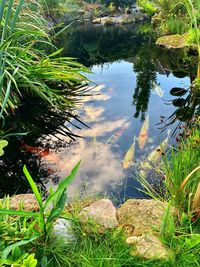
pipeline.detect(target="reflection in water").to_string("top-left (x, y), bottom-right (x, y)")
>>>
top-left (0, 22), bottom-right (197, 202)
top-left (81, 118), bottom-right (129, 138)
top-left (161, 84), bottom-right (200, 132)
top-left (43, 138), bottom-right (124, 198)
top-left (84, 105), bottom-right (105, 122)
top-left (132, 43), bottom-right (157, 120)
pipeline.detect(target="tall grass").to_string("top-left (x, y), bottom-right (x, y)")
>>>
top-left (0, 0), bottom-right (88, 128)
top-left (184, 0), bottom-right (200, 79)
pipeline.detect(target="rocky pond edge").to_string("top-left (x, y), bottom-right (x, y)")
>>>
top-left (1, 194), bottom-right (176, 260)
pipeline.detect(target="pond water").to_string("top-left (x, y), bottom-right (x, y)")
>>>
top-left (0, 22), bottom-right (194, 203)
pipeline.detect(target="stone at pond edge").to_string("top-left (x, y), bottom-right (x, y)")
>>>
top-left (156, 34), bottom-right (188, 50)
top-left (0, 194), bottom-right (39, 211)
top-left (52, 218), bottom-right (76, 243)
top-left (126, 234), bottom-right (168, 259)
top-left (79, 199), bottom-right (118, 233)
top-left (117, 199), bottom-right (168, 236)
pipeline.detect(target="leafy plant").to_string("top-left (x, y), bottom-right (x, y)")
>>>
top-left (0, 247), bottom-right (37, 267)
top-left (0, 160), bottom-right (81, 261)
top-left (0, 0), bottom-right (89, 126)
top-left (137, 0), bottom-right (157, 16)
top-left (0, 140), bottom-right (8, 156)
top-left (23, 160), bottom-right (80, 238)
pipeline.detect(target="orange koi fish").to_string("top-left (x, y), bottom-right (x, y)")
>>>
top-left (21, 143), bottom-right (50, 158)
top-left (138, 115), bottom-right (149, 150)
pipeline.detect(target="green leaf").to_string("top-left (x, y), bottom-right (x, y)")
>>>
top-left (23, 165), bottom-right (43, 210)
top-left (44, 161), bottom-right (81, 209)
top-left (2, 235), bottom-right (39, 259)
top-left (46, 190), bottom-right (67, 226)
top-left (0, 209), bottom-right (38, 217)
top-left (0, 139), bottom-right (8, 156)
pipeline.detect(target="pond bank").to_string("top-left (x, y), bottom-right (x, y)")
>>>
top-left (0, 195), bottom-right (171, 259)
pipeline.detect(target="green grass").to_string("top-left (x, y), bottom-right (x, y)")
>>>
top-left (162, 126), bottom-right (200, 214)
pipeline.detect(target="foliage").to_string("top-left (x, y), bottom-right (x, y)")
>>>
top-left (0, 247), bottom-right (37, 267)
top-left (161, 16), bottom-right (189, 35)
top-left (0, 160), bottom-right (80, 264)
top-left (0, 140), bottom-right (8, 157)
top-left (105, 0), bottom-right (134, 9)
top-left (162, 127), bottom-right (200, 215)
top-left (0, 1), bottom-right (88, 129)
top-left (137, 0), bottom-right (157, 15)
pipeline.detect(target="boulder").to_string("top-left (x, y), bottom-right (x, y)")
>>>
top-left (0, 194), bottom-right (39, 211)
top-left (151, 12), bottom-right (163, 26)
top-left (79, 199), bottom-right (118, 233)
top-left (52, 218), bottom-right (76, 243)
top-left (117, 199), bottom-right (168, 236)
top-left (156, 34), bottom-right (188, 50)
top-left (127, 234), bottom-right (168, 259)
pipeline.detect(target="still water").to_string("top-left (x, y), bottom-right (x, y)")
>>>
top-left (0, 22), bottom-right (193, 202)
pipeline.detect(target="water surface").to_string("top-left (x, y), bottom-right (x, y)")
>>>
top-left (0, 22), bottom-right (193, 202)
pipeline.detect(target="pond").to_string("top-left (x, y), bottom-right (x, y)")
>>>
top-left (0, 22), bottom-right (194, 203)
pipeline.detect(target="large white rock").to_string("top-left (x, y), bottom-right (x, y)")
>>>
top-left (79, 199), bottom-right (118, 233)
top-left (52, 218), bottom-right (76, 243)
top-left (127, 234), bottom-right (168, 259)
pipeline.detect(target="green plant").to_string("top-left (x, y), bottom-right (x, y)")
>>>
top-left (137, 0), bottom-right (157, 16)
top-left (0, 247), bottom-right (37, 267)
top-left (0, 0), bottom-right (89, 125)
top-left (23, 161), bottom-right (80, 238)
top-left (184, 0), bottom-right (200, 79)
top-left (163, 129), bottom-right (200, 215)
top-left (0, 140), bottom-right (8, 156)
top-left (0, 160), bottom-right (80, 262)
top-left (161, 16), bottom-right (189, 34)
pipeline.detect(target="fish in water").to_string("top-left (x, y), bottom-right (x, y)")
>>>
top-left (139, 130), bottom-right (171, 177)
top-left (147, 130), bottom-right (170, 163)
top-left (122, 136), bottom-right (136, 169)
top-left (138, 115), bottom-right (149, 150)
top-left (152, 82), bottom-right (164, 98)
top-left (21, 143), bottom-right (49, 158)
top-left (107, 124), bottom-right (129, 144)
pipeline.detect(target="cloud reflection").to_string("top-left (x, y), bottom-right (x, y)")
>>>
top-left (84, 105), bottom-right (105, 122)
top-left (81, 118), bottom-right (128, 137)
top-left (43, 83), bottom-right (130, 198)
top-left (43, 138), bottom-right (124, 198)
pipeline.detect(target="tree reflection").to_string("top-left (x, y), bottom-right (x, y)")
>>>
top-left (132, 44), bottom-right (157, 120)
top-left (0, 97), bottom-right (85, 198)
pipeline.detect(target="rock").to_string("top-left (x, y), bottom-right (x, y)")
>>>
top-left (93, 15), bottom-right (137, 25)
top-left (151, 12), bottom-right (163, 26)
top-left (127, 234), bottom-right (168, 259)
top-left (52, 218), bottom-right (76, 243)
top-left (118, 15), bottom-right (135, 25)
top-left (0, 194), bottom-right (39, 211)
top-left (156, 34), bottom-right (188, 50)
top-left (117, 199), bottom-right (168, 236)
top-left (79, 199), bottom-right (118, 233)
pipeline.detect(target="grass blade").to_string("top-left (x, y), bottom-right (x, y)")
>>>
top-left (23, 165), bottom-right (43, 210)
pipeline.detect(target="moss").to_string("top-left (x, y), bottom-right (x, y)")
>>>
top-left (156, 34), bottom-right (188, 49)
